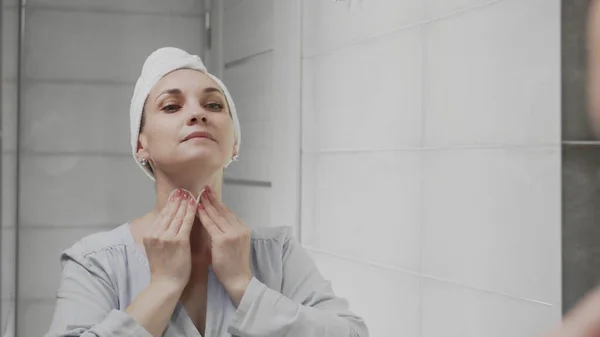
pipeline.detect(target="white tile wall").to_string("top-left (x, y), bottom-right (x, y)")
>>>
top-left (302, 151), bottom-right (421, 272)
top-left (422, 148), bottom-right (561, 305)
top-left (301, 0), bottom-right (561, 335)
top-left (225, 147), bottom-right (271, 182)
top-left (308, 250), bottom-right (420, 337)
top-left (19, 155), bottom-right (155, 228)
top-left (426, 0), bottom-right (497, 18)
top-left (302, 27), bottom-right (423, 152)
top-left (2, 81), bottom-right (17, 153)
top-left (423, 0), bottom-right (560, 147)
top-left (223, 0), bottom-right (274, 64)
top-left (3, 0), bottom-right (17, 8)
top-left (222, 183), bottom-right (271, 227)
top-left (21, 82), bottom-right (132, 154)
top-left (26, 0), bottom-right (204, 15)
top-left (18, 299), bottom-right (55, 337)
top-left (1, 153), bottom-right (16, 229)
top-left (422, 278), bottom-right (560, 337)
top-left (302, 0), bottom-right (425, 57)
top-left (24, 9), bottom-right (203, 82)
top-left (18, 227), bottom-right (113, 300)
top-left (1, 300), bottom-right (15, 336)
top-left (2, 8), bottom-right (18, 81)
top-left (1, 228), bottom-right (15, 300)
top-left (222, 52), bottom-right (273, 123)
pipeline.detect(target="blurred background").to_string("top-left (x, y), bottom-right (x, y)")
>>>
top-left (0, 0), bottom-right (567, 336)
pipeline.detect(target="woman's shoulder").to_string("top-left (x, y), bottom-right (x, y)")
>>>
top-left (249, 224), bottom-right (295, 243)
top-left (62, 223), bottom-right (133, 262)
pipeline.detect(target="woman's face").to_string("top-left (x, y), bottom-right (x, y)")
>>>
top-left (137, 69), bottom-right (236, 176)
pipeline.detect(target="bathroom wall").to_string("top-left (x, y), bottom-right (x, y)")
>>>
top-left (2, 0), bottom-right (18, 334)
top-left (1, 1), bottom-right (205, 335)
top-left (300, 0), bottom-right (561, 336)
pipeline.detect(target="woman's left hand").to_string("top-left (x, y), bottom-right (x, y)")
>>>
top-left (197, 186), bottom-right (253, 306)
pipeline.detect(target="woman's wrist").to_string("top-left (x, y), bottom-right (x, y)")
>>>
top-left (226, 276), bottom-right (252, 307)
top-left (149, 278), bottom-right (186, 298)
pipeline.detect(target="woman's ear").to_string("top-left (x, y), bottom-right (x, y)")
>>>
top-left (136, 138), bottom-right (150, 159)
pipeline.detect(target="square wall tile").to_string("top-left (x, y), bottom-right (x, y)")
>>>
top-left (224, 0), bottom-right (242, 10)
top-left (224, 147), bottom-right (271, 183)
top-left (2, 153), bottom-right (16, 229)
top-left (21, 82), bottom-right (131, 154)
top-left (18, 227), bottom-right (112, 300)
top-left (302, 27), bottom-right (422, 152)
top-left (562, 146), bottom-right (600, 311)
top-left (2, 8), bottom-right (18, 81)
top-left (18, 299), bottom-right (56, 337)
top-left (239, 120), bottom-right (272, 151)
top-left (302, 0), bottom-right (424, 57)
top-left (26, 0), bottom-right (204, 15)
top-left (24, 9), bottom-right (203, 82)
top-left (222, 51), bottom-right (273, 123)
top-left (223, 0), bottom-right (274, 64)
top-left (222, 183), bottom-right (271, 228)
top-left (19, 155), bottom-right (155, 227)
top-left (422, 148), bottom-right (561, 304)
top-left (2, 81), bottom-right (17, 153)
top-left (422, 278), bottom-right (560, 337)
top-left (308, 250), bottom-right (420, 337)
top-left (1, 228), bottom-right (15, 301)
top-left (3, 0), bottom-right (17, 7)
top-left (424, 0), bottom-right (560, 146)
top-left (1, 300), bottom-right (15, 336)
top-left (301, 151), bottom-right (421, 272)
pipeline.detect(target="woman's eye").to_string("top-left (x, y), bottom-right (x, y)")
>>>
top-left (206, 102), bottom-right (223, 111)
top-left (162, 104), bottom-right (181, 112)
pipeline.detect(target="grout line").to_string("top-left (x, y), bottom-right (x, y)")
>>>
top-left (223, 177), bottom-right (271, 188)
top-left (302, 0), bottom-right (507, 60)
top-left (303, 245), bottom-right (554, 307)
top-left (23, 4), bottom-right (204, 18)
top-left (224, 49), bottom-right (273, 69)
top-left (418, 3), bottom-right (427, 333)
top-left (20, 78), bottom-right (136, 86)
top-left (13, 224), bottom-right (117, 230)
top-left (302, 143), bottom-right (561, 154)
top-left (13, 1), bottom-right (25, 335)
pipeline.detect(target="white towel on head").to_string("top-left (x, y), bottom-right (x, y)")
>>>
top-left (129, 47), bottom-right (241, 181)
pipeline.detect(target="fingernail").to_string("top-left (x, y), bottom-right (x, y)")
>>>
top-left (168, 189), bottom-right (178, 201)
top-left (188, 196), bottom-right (195, 205)
top-left (197, 203), bottom-right (204, 210)
top-left (182, 192), bottom-right (188, 200)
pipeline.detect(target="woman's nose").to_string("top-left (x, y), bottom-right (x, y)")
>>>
top-left (187, 109), bottom-right (208, 125)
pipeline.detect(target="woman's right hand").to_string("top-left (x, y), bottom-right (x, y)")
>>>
top-left (143, 189), bottom-right (197, 292)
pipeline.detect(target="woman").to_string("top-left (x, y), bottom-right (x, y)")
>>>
top-left (44, 47), bottom-right (368, 337)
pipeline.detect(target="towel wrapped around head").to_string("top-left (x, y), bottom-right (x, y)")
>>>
top-left (129, 47), bottom-right (241, 181)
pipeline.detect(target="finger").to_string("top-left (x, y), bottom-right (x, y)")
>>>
top-left (167, 191), bottom-right (189, 235)
top-left (176, 194), bottom-right (197, 238)
top-left (219, 202), bottom-right (244, 229)
top-left (205, 187), bottom-right (238, 226)
top-left (197, 202), bottom-right (223, 237)
top-left (156, 189), bottom-right (182, 234)
top-left (201, 192), bottom-right (231, 231)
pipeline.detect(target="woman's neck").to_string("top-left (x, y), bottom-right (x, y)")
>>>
top-left (152, 169), bottom-right (224, 213)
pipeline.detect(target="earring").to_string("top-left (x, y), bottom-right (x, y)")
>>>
top-left (232, 154), bottom-right (239, 162)
top-left (138, 157), bottom-right (148, 166)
